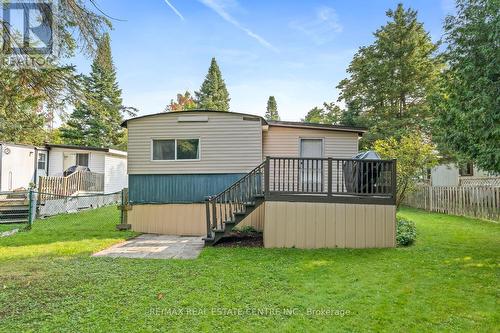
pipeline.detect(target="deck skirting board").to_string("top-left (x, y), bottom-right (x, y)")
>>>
top-left (263, 201), bottom-right (396, 249)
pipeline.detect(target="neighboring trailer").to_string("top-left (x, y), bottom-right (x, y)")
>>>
top-left (0, 142), bottom-right (127, 194)
top-left (0, 142), bottom-right (47, 192)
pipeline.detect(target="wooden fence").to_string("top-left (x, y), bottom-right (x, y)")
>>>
top-left (404, 185), bottom-right (499, 222)
top-left (38, 171), bottom-right (104, 197)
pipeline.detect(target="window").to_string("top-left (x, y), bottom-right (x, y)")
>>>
top-left (37, 152), bottom-right (47, 170)
top-left (152, 139), bottom-right (199, 161)
top-left (153, 140), bottom-right (175, 160)
top-left (300, 139), bottom-right (323, 157)
top-left (76, 153), bottom-right (89, 167)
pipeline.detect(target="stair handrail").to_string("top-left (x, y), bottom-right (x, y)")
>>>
top-left (206, 160), bottom-right (267, 238)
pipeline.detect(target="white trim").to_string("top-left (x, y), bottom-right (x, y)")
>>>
top-left (150, 138), bottom-right (201, 162)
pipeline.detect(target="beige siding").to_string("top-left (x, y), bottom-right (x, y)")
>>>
top-left (263, 201), bottom-right (396, 249)
top-left (263, 126), bottom-right (360, 192)
top-left (263, 126), bottom-right (359, 158)
top-left (128, 203), bottom-right (264, 236)
top-left (127, 112), bottom-right (263, 174)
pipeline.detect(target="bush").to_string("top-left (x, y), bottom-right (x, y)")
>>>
top-left (396, 216), bottom-right (417, 246)
top-left (235, 225), bottom-right (258, 233)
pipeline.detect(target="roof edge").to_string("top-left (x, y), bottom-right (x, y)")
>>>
top-left (46, 144), bottom-right (127, 155)
top-left (121, 110), bottom-right (266, 128)
top-left (267, 121), bottom-right (367, 134)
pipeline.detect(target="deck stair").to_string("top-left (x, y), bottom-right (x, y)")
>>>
top-left (0, 192), bottom-right (29, 224)
top-left (204, 157), bottom-right (397, 246)
top-left (204, 162), bottom-right (266, 245)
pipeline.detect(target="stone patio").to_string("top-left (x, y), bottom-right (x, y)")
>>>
top-left (93, 234), bottom-right (204, 259)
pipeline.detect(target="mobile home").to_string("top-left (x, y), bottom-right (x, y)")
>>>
top-left (0, 142), bottom-right (128, 193)
top-left (122, 110), bottom-right (397, 249)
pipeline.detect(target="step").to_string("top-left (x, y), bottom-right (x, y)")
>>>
top-left (234, 211), bottom-right (246, 217)
top-left (0, 218), bottom-right (28, 224)
top-left (224, 221), bottom-right (236, 231)
top-left (253, 194), bottom-right (265, 199)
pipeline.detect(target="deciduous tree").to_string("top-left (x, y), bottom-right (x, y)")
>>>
top-left (166, 91), bottom-right (197, 112)
top-left (374, 133), bottom-right (438, 207)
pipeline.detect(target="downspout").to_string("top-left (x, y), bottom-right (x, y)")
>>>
top-left (46, 147), bottom-right (50, 177)
top-left (33, 148), bottom-right (38, 188)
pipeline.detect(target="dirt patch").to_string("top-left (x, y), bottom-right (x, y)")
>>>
top-left (215, 232), bottom-right (263, 247)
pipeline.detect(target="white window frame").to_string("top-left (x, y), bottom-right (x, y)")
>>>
top-left (151, 138), bottom-right (201, 162)
top-left (37, 151), bottom-right (47, 170)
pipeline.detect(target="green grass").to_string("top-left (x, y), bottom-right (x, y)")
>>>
top-left (0, 207), bottom-right (498, 332)
top-left (0, 223), bottom-right (26, 233)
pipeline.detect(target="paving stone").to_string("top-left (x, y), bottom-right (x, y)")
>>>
top-left (93, 234), bottom-right (204, 259)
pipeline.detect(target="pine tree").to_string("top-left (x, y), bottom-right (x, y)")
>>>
top-left (265, 96), bottom-right (280, 120)
top-left (61, 34), bottom-right (130, 149)
top-left (195, 58), bottom-right (230, 111)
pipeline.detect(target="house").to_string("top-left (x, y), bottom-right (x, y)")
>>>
top-left (122, 110), bottom-right (397, 249)
top-left (430, 162), bottom-right (499, 186)
top-left (0, 142), bottom-right (128, 194)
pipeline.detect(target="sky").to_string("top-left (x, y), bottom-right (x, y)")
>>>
top-left (70, 0), bottom-right (455, 121)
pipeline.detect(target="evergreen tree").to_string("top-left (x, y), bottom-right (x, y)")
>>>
top-left (195, 58), bottom-right (230, 111)
top-left (337, 4), bottom-right (442, 147)
top-left (0, 0), bottom-right (111, 145)
top-left (61, 34), bottom-right (132, 149)
top-left (433, 0), bottom-right (500, 172)
top-left (265, 96), bottom-right (280, 120)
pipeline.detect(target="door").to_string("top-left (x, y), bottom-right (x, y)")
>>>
top-left (37, 151), bottom-right (47, 178)
top-left (299, 139), bottom-right (323, 192)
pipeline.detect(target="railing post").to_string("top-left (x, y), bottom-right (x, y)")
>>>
top-left (327, 157), bottom-right (332, 196)
top-left (27, 188), bottom-right (34, 229)
top-left (264, 156), bottom-right (270, 198)
top-left (391, 159), bottom-right (397, 205)
top-left (205, 196), bottom-right (212, 238)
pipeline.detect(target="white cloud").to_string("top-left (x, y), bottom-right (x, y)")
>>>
top-left (198, 0), bottom-right (278, 52)
top-left (164, 0), bottom-right (185, 20)
top-left (290, 6), bottom-right (343, 45)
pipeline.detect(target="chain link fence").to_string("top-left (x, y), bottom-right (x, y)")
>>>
top-left (1, 190), bottom-right (123, 236)
top-left (31, 191), bottom-right (122, 231)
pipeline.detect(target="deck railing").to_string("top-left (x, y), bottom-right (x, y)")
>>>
top-left (265, 157), bottom-right (396, 204)
top-left (38, 171), bottom-right (104, 198)
top-left (205, 157), bottom-right (397, 239)
top-left (205, 161), bottom-right (265, 235)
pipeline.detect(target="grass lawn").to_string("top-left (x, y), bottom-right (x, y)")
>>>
top-left (0, 223), bottom-right (26, 233)
top-left (0, 206), bottom-right (498, 332)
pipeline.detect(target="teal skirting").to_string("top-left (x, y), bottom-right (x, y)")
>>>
top-left (129, 173), bottom-right (246, 204)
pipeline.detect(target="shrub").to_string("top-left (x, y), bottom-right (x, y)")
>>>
top-left (235, 225), bottom-right (258, 233)
top-left (396, 216), bottom-right (417, 246)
